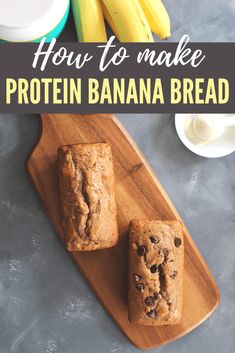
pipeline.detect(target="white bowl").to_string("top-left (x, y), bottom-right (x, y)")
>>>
top-left (175, 114), bottom-right (235, 158)
top-left (0, 0), bottom-right (69, 42)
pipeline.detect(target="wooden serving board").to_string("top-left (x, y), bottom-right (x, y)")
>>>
top-left (28, 114), bottom-right (220, 350)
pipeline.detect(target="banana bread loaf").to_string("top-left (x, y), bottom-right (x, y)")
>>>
top-left (128, 220), bottom-right (184, 325)
top-left (58, 143), bottom-right (118, 251)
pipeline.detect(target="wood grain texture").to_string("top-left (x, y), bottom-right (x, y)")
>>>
top-left (28, 114), bottom-right (220, 350)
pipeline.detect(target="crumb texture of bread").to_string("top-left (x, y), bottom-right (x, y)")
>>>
top-left (58, 143), bottom-right (118, 251)
top-left (128, 220), bottom-right (184, 326)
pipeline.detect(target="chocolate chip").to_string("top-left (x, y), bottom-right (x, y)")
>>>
top-left (150, 264), bottom-right (158, 273)
top-left (149, 236), bottom-right (159, 244)
top-left (147, 310), bottom-right (157, 319)
top-left (144, 296), bottom-right (155, 306)
top-left (163, 248), bottom-right (169, 257)
top-left (137, 245), bottom-right (147, 256)
top-left (134, 274), bottom-right (141, 282)
top-left (174, 238), bottom-right (182, 247)
top-left (136, 283), bottom-right (144, 292)
top-left (170, 271), bottom-right (178, 279)
top-left (154, 292), bottom-right (160, 300)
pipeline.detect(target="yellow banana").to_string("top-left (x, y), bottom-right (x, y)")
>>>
top-left (99, 1), bottom-right (119, 38)
top-left (101, 0), bottom-right (154, 42)
top-left (138, 0), bottom-right (171, 39)
top-left (71, 0), bottom-right (107, 42)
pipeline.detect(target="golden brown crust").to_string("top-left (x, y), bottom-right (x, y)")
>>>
top-left (128, 220), bottom-right (184, 326)
top-left (58, 143), bottom-right (118, 251)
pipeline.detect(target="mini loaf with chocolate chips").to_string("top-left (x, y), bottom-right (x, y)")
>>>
top-left (58, 143), bottom-right (118, 251)
top-left (128, 220), bottom-right (184, 326)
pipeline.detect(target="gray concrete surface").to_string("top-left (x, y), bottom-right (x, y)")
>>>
top-left (1, 2), bottom-right (235, 353)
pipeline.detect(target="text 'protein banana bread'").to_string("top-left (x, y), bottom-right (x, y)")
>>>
top-left (128, 220), bottom-right (184, 325)
top-left (58, 143), bottom-right (118, 251)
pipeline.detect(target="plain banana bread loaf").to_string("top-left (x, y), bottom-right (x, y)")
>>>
top-left (58, 143), bottom-right (118, 251)
top-left (128, 220), bottom-right (184, 325)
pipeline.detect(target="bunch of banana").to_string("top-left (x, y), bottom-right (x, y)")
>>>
top-left (72, 0), bottom-right (171, 43)
top-left (71, 0), bottom-right (107, 42)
